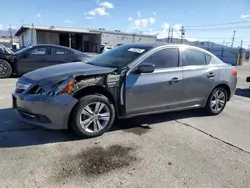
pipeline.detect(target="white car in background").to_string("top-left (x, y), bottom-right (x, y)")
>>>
top-left (103, 46), bottom-right (112, 52)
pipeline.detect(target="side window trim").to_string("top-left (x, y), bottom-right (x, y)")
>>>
top-left (205, 54), bottom-right (212, 64)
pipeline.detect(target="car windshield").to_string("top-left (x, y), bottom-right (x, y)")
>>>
top-left (88, 44), bottom-right (152, 68)
top-left (14, 47), bottom-right (31, 55)
top-left (0, 44), bottom-right (13, 54)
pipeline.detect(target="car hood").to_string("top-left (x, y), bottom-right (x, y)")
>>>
top-left (23, 62), bottom-right (116, 86)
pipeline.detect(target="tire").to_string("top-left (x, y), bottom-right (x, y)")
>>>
top-left (205, 87), bottom-right (228, 115)
top-left (0, 59), bottom-right (12, 78)
top-left (70, 94), bottom-right (115, 138)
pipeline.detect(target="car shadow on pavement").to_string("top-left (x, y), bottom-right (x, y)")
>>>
top-left (0, 108), bottom-right (79, 148)
top-left (0, 107), bottom-right (206, 148)
top-left (235, 88), bottom-right (250, 98)
top-left (111, 109), bottom-right (206, 135)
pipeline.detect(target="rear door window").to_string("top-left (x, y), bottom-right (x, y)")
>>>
top-left (183, 49), bottom-right (207, 66)
top-left (52, 47), bottom-right (73, 55)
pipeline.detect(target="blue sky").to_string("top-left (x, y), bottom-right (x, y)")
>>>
top-left (1, 0), bottom-right (250, 46)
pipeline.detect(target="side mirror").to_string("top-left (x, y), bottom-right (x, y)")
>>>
top-left (136, 63), bottom-right (155, 73)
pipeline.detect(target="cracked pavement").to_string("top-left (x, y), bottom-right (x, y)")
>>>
top-left (0, 64), bottom-right (250, 188)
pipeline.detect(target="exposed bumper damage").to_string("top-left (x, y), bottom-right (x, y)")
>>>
top-left (12, 71), bottom-right (123, 130)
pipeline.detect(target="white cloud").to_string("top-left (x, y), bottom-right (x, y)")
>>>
top-left (85, 16), bottom-right (94, 20)
top-left (143, 22), bottom-right (186, 39)
top-left (36, 13), bottom-right (41, 18)
top-left (149, 17), bottom-right (156, 24)
top-left (132, 18), bottom-right (148, 29)
top-left (85, 1), bottom-right (113, 17)
top-left (0, 25), bottom-right (16, 30)
top-left (99, 1), bottom-right (114, 9)
top-left (162, 22), bottom-right (170, 30)
top-left (128, 17), bottom-right (133, 21)
top-left (173, 24), bottom-right (182, 37)
top-left (64, 19), bottom-right (73, 23)
top-left (186, 37), bottom-right (197, 42)
top-left (86, 7), bottom-right (108, 16)
top-left (143, 22), bottom-right (196, 41)
top-left (241, 14), bottom-right (250, 19)
top-left (137, 11), bottom-right (141, 18)
top-left (0, 25), bottom-right (9, 30)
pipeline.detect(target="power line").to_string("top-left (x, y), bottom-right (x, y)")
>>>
top-left (185, 20), bottom-right (250, 28)
top-left (186, 25), bottom-right (250, 31)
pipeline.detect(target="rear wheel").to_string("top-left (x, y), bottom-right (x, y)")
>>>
top-left (205, 87), bottom-right (228, 115)
top-left (70, 94), bottom-right (115, 138)
top-left (0, 60), bottom-right (12, 78)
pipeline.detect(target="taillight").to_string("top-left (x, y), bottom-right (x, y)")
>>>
top-left (232, 70), bottom-right (237, 76)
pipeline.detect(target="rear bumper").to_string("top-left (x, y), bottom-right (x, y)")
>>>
top-left (12, 93), bottom-right (78, 130)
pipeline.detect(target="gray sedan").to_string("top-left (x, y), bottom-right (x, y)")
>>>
top-left (12, 43), bottom-right (237, 138)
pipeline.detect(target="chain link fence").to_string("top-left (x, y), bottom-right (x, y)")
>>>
top-left (157, 37), bottom-right (246, 66)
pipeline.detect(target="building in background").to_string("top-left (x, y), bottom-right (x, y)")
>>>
top-left (15, 24), bottom-right (157, 53)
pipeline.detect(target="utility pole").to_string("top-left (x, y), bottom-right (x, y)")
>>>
top-left (180, 26), bottom-right (185, 44)
top-left (31, 23), bottom-right (34, 46)
top-left (239, 40), bottom-right (244, 65)
top-left (69, 33), bottom-right (72, 48)
top-left (221, 40), bottom-right (225, 59)
top-left (8, 25), bottom-right (13, 47)
top-left (207, 38), bottom-right (211, 51)
top-left (231, 30), bottom-right (236, 48)
top-left (167, 26), bottom-right (171, 42)
top-left (170, 28), bottom-right (174, 43)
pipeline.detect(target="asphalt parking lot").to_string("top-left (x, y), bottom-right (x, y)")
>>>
top-left (1, 64), bottom-right (250, 188)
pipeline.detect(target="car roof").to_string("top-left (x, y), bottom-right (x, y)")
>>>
top-left (122, 42), bottom-right (203, 49)
top-left (123, 42), bottom-right (214, 56)
top-left (32, 44), bottom-right (83, 53)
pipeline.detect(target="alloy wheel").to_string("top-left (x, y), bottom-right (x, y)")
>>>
top-left (0, 62), bottom-right (11, 77)
top-left (210, 89), bottom-right (226, 113)
top-left (79, 102), bottom-right (111, 133)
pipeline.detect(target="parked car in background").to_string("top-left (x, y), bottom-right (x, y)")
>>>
top-left (247, 76), bottom-right (250, 83)
top-left (12, 43), bottom-right (237, 138)
top-left (0, 44), bottom-right (90, 78)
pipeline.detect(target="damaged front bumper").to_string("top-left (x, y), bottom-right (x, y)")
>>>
top-left (12, 92), bottom-right (78, 130)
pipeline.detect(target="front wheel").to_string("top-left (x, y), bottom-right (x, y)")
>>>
top-left (70, 94), bottom-right (115, 138)
top-left (0, 60), bottom-right (12, 78)
top-left (205, 87), bottom-right (228, 115)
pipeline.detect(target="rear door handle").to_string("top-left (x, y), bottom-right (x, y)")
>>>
top-left (207, 72), bottom-right (215, 78)
top-left (169, 77), bottom-right (180, 84)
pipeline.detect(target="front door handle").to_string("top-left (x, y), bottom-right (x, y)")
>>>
top-left (169, 77), bottom-right (180, 84)
top-left (207, 72), bottom-right (215, 78)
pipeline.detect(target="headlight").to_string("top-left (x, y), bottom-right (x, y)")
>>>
top-left (37, 77), bottom-right (75, 96)
top-left (16, 82), bottom-right (32, 91)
